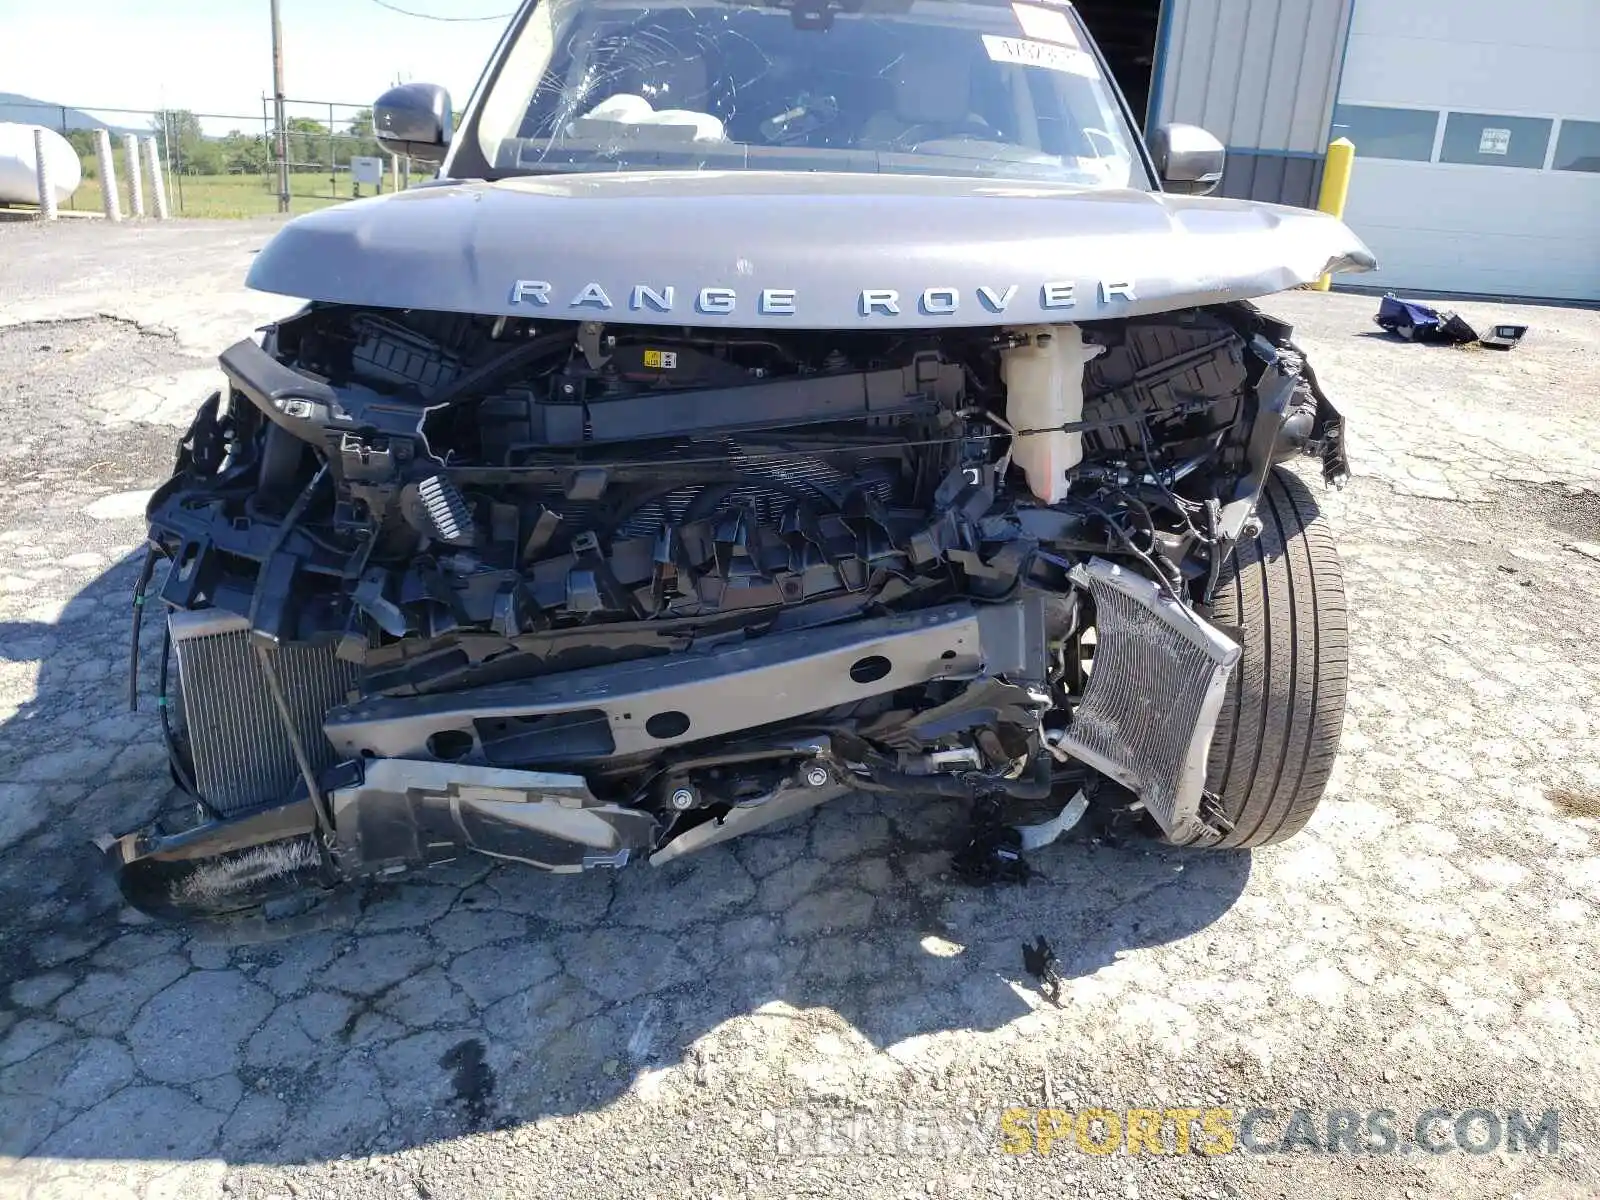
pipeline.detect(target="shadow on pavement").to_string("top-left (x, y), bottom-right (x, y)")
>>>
top-left (0, 553), bottom-right (1252, 1166)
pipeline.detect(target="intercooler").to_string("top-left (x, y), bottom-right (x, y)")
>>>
top-left (169, 610), bottom-right (361, 816)
top-left (1058, 558), bottom-right (1240, 843)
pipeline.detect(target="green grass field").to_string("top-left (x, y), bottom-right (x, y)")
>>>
top-left (61, 171), bottom-right (404, 219)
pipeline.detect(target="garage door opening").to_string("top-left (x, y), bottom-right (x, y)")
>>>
top-left (1074, 0), bottom-right (1164, 130)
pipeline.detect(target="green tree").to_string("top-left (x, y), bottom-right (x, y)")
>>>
top-left (150, 108), bottom-right (203, 149)
top-left (284, 116), bottom-right (331, 173)
top-left (343, 108), bottom-right (383, 163)
top-left (219, 129), bottom-right (270, 175)
top-left (63, 129), bottom-right (100, 177)
top-left (150, 109), bottom-right (225, 176)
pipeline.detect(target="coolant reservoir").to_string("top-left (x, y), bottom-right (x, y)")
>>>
top-left (1001, 324), bottom-right (1092, 504)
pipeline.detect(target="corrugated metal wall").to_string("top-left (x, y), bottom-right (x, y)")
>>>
top-left (1152, 0), bottom-right (1353, 207)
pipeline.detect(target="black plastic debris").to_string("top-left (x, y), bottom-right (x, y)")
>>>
top-left (1479, 323), bottom-right (1529, 351)
top-left (1022, 935), bottom-right (1065, 1007)
top-left (1374, 294), bottom-right (1479, 345)
top-left (952, 791), bottom-right (1043, 886)
top-left (952, 821), bottom-right (1032, 886)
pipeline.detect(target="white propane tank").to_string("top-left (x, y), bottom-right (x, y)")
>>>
top-left (1001, 324), bottom-right (1094, 504)
top-left (0, 124), bottom-right (83, 206)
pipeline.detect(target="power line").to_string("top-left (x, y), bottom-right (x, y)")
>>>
top-left (368, 0), bottom-right (512, 20)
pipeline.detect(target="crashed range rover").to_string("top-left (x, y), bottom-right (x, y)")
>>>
top-left (108, 0), bottom-right (1373, 918)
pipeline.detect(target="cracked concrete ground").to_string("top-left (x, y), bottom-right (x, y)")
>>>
top-left (0, 220), bottom-right (1598, 1200)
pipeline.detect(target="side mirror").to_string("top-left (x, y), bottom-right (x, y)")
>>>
top-left (1149, 124), bottom-right (1226, 196)
top-left (374, 83), bottom-right (452, 163)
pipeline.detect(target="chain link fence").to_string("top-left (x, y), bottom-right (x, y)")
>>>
top-left (1, 96), bottom-right (417, 218)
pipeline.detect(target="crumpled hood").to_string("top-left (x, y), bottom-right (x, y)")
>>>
top-left (247, 171), bottom-right (1375, 329)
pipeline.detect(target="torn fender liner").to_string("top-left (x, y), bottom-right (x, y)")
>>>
top-left (1057, 558), bottom-right (1240, 843)
top-left (102, 798), bottom-right (323, 919)
top-left (327, 758), bottom-right (657, 874)
top-left (324, 602), bottom-right (1015, 763)
top-left (246, 173), bottom-right (1375, 330)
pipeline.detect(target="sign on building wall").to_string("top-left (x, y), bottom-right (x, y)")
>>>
top-left (1477, 128), bottom-right (1511, 156)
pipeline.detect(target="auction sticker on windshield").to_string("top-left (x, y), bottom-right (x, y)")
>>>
top-left (1011, 3), bottom-right (1080, 46)
top-left (982, 35), bottom-right (1099, 78)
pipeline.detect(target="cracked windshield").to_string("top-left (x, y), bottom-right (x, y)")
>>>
top-left (475, 0), bottom-right (1145, 185)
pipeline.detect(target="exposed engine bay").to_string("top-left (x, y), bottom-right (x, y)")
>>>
top-left (113, 300), bottom-right (1347, 918)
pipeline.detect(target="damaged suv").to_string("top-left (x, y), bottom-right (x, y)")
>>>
top-left (109, 0), bottom-right (1373, 918)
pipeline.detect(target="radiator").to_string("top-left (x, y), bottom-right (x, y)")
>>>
top-left (1059, 558), bottom-right (1240, 843)
top-left (169, 610), bottom-right (361, 816)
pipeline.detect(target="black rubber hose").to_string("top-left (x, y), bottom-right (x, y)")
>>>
top-left (423, 331), bottom-right (573, 408)
top-left (246, 462), bottom-right (328, 634)
top-left (847, 772), bottom-right (971, 798)
top-left (849, 762), bottom-right (1053, 801)
top-left (1079, 499), bottom-right (1186, 605)
top-left (127, 547), bottom-right (158, 713)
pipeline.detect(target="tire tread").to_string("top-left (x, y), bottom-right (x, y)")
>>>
top-left (1186, 467), bottom-right (1347, 848)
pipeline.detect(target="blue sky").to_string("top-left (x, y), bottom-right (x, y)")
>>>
top-left (0, 0), bottom-right (512, 132)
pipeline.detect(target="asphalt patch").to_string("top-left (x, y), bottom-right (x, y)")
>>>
top-left (1493, 479), bottom-right (1600, 542)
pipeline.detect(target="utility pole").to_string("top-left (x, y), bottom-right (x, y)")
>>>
top-left (271, 0), bottom-right (290, 213)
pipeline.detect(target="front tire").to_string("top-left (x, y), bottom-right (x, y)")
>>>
top-left (1178, 467), bottom-right (1349, 848)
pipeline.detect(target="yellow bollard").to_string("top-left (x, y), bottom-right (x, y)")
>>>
top-left (1313, 137), bottom-right (1356, 291)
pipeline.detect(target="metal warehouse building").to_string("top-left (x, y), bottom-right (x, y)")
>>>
top-left (1079, 0), bottom-right (1599, 302)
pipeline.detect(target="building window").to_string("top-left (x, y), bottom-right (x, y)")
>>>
top-left (1553, 120), bottom-right (1600, 174)
top-left (1438, 113), bottom-right (1553, 169)
top-left (1330, 105), bottom-right (1438, 162)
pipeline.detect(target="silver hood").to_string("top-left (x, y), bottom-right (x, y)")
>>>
top-left (246, 171), bottom-right (1376, 329)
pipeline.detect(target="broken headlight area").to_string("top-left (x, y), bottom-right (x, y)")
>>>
top-left (114, 300), bottom-right (1342, 919)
